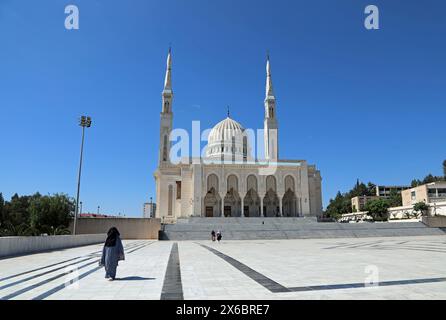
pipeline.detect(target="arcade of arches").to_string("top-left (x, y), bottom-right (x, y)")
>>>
top-left (203, 174), bottom-right (300, 217)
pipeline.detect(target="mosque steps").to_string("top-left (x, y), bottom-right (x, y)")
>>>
top-left (160, 219), bottom-right (446, 240)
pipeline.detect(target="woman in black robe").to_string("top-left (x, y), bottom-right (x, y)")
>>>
top-left (100, 227), bottom-right (125, 281)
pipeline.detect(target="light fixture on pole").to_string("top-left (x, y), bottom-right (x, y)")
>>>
top-left (73, 116), bottom-right (92, 235)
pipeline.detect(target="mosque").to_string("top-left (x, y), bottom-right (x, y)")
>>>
top-left (154, 50), bottom-right (322, 222)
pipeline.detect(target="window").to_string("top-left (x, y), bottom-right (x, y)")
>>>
top-left (162, 135), bottom-right (168, 161)
top-left (168, 185), bottom-right (173, 216)
top-left (176, 181), bottom-right (182, 199)
top-left (411, 191), bottom-right (416, 201)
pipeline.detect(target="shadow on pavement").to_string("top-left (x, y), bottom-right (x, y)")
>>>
top-left (116, 276), bottom-right (155, 281)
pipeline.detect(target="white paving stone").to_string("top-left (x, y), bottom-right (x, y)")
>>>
top-left (0, 236), bottom-right (445, 300)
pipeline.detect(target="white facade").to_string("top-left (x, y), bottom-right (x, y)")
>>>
top-left (154, 51), bottom-right (323, 222)
top-left (143, 202), bottom-right (156, 218)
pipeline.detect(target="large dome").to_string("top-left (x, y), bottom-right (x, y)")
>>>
top-left (206, 117), bottom-right (247, 159)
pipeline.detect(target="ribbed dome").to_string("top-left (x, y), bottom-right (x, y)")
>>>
top-left (208, 117), bottom-right (244, 142)
top-left (206, 117), bottom-right (247, 159)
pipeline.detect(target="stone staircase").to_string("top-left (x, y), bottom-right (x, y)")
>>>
top-left (159, 217), bottom-right (446, 240)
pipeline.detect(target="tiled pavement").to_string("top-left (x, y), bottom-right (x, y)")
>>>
top-left (1, 235), bottom-right (446, 300)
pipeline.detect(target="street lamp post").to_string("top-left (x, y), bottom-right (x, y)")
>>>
top-left (73, 116), bottom-right (92, 235)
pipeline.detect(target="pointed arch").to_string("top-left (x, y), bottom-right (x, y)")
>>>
top-left (162, 135), bottom-right (168, 161)
top-left (204, 187), bottom-right (221, 217)
top-left (284, 175), bottom-right (295, 192)
top-left (266, 175), bottom-right (277, 192)
top-left (227, 174), bottom-right (238, 192)
top-left (207, 174), bottom-right (219, 193)
top-left (247, 175), bottom-right (258, 192)
top-left (167, 185), bottom-right (173, 216)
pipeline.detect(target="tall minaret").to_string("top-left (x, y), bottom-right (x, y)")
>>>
top-left (159, 48), bottom-right (173, 165)
top-left (264, 54), bottom-right (278, 161)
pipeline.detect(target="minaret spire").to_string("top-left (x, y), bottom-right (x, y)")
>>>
top-left (164, 47), bottom-right (172, 92)
top-left (263, 52), bottom-right (278, 161)
top-left (159, 47), bottom-right (174, 164)
top-left (265, 52), bottom-right (275, 99)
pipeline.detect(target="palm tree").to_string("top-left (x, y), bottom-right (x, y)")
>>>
top-left (0, 222), bottom-right (39, 236)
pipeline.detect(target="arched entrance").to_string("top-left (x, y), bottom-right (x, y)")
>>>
top-left (224, 188), bottom-right (241, 217)
top-left (244, 189), bottom-right (260, 217)
top-left (283, 175), bottom-right (297, 217)
top-left (263, 189), bottom-right (279, 217)
top-left (203, 187), bottom-right (221, 217)
top-left (283, 189), bottom-right (297, 217)
top-left (224, 175), bottom-right (241, 217)
top-left (263, 175), bottom-right (279, 217)
top-left (204, 174), bottom-right (221, 217)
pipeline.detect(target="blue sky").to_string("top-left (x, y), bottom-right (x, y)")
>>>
top-left (0, 0), bottom-right (445, 216)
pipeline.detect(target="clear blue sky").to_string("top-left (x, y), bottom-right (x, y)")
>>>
top-left (0, 0), bottom-right (445, 216)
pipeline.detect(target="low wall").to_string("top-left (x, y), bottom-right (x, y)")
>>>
top-left (389, 202), bottom-right (446, 219)
top-left (0, 234), bottom-right (106, 258)
top-left (69, 218), bottom-right (161, 239)
top-left (422, 216), bottom-right (446, 228)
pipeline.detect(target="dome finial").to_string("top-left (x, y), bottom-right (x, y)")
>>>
top-left (227, 106), bottom-right (230, 118)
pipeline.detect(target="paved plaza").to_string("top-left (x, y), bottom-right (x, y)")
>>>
top-left (1, 236), bottom-right (446, 300)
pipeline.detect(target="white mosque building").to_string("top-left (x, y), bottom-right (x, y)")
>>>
top-left (154, 50), bottom-right (322, 222)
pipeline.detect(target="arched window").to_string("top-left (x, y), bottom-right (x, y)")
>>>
top-left (285, 175), bottom-right (295, 192)
top-left (266, 175), bottom-right (277, 192)
top-left (243, 136), bottom-right (247, 160)
top-left (168, 185), bottom-right (173, 216)
top-left (247, 175), bottom-right (258, 192)
top-left (162, 135), bottom-right (168, 161)
top-left (207, 174), bottom-right (219, 193)
top-left (227, 175), bottom-right (238, 192)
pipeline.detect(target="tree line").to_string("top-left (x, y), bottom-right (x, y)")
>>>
top-left (0, 192), bottom-right (74, 236)
top-left (325, 160), bottom-right (446, 219)
top-left (324, 180), bottom-right (400, 219)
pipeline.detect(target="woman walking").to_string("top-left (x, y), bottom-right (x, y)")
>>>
top-left (100, 227), bottom-right (125, 281)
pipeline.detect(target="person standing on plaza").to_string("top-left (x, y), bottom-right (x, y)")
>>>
top-left (216, 230), bottom-right (222, 242)
top-left (100, 227), bottom-right (125, 281)
top-left (211, 230), bottom-right (216, 241)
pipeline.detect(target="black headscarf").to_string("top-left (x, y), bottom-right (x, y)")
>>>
top-left (105, 227), bottom-right (120, 247)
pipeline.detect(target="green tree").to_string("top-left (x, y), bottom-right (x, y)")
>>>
top-left (0, 221), bottom-right (40, 237)
top-left (423, 174), bottom-right (437, 184)
top-left (387, 189), bottom-right (402, 207)
top-left (28, 194), bottom-right (74, 232)
top-left (3, 193), bottom-right (40, 226)
top-left (325, 191), bottom-right (351, 219)
top-left (364, 199), bottom-right (390, 221)
top-left (325, 180), bottom-right (377, 218)
top-left (411, 179), bottom-right (422, 187)
top-left (413, 201), bottom-right (429, 217)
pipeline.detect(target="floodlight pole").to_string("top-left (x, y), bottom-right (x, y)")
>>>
top-left (73, 116), bottom-right (92, 235)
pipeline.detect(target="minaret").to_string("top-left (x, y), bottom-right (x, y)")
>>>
top-left (159, 48), bottom-right (173, 165)
top-left (264, 54), bottom-right (278, 161)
